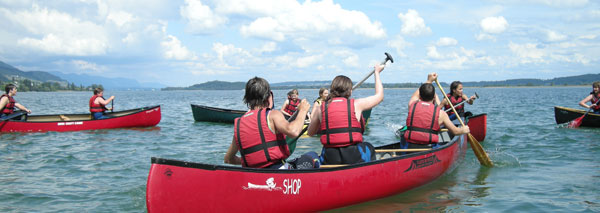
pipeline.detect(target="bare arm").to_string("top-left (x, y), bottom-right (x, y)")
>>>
top-left (354, 64), bottom-right (385, 114)
top-left (0, 97), bottom-right (7, 111)
top-left (464, 94), bottom-right (475, 105)
top-left (14, 103), bottom-right (31, 114)
top-left (224, 137), bottom-right (241, 165)
top-left (272, 99), bottom-right (310, 137)
top-left (579, 95), bottom-right (593, 108)
top-left (307, 105), bottom-right (321, 136)
top-left (439, 111), bottom-right (469, 135)
top-left (97, 96), bottom-right (114, 106)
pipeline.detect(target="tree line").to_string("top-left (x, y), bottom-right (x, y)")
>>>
top-left (0, 79), bottom-right (103, 92)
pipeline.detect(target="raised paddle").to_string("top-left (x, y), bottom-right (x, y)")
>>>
top-left (444, 92), bottom-right (479, 112)
top-left (435, 80), bottom-right (493, 167)
top-left (567, 98), bottom-right (600, 128)
top-left (287, 52), bottom-right (394, 154)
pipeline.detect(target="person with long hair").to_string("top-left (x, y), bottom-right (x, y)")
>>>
top-left (224, 77), bottom-right (319, 169)
top-left (306, 64), bottom-right (384, 165)
top-left (309, 87), bottom-right (329, 122)
top-left (579, 81), bottom-right (600, 114)
top-left (0, 84), bottom-right (31, 120)
top-left (281, 89), bottom-right (300, 120)
top-left (440, 81), bottom-right (476, 120)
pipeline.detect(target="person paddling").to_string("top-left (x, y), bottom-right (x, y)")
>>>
top-left (0, 84), bottom-right (31, 120)
top-left (281, 89), bottom-right (300, 120)
top-left (307, 64), bottom-right (385, 165)
top-left (402, 73), bottom-right (470, 149)
top-left (89, 88), bottom-right (114, 119)
top-left (224, 77), bottom-right (319, 169)
top-left (578, 81), bottom-right (600, 114)
top-left (440, 81), bottom-right (476, 120)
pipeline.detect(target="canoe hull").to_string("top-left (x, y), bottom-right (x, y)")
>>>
top-left (0, 106), bottom-right (161, 132)
top-left (146, 134), bottom-right (467, 212)
top-left (191, 104), bottom-right (245, 123)
top-left (554, 106), bottom-right (600, 127)
top-left (466, 113), bottom-right (487, 141)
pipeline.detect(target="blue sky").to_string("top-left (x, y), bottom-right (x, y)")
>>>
top-left (0, 0), bottom-right (598, 87)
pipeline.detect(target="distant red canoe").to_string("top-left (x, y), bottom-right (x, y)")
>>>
top-left (146, 132), bottom-right (467, 212)
top-left (467, 113), bottom-right (487, 141)
top-left (0, 105), bottom-right (161, 132)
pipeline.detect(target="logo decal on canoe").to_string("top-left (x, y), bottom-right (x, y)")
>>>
top-left (57, 121), bottom-right (83, 126)
top-left (404, 155), bottom-right (441, 172)
top-left (243, 177), bottom-right (302, 195)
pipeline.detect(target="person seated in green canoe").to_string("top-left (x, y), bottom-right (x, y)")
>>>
top-left (402, 73), bottom-right (469, 149)
top-left (281, 89), bottom-right (300, 120)
top-left (0, 84), bottom-right (31, 120)
top-left (224, 77), bottom-right (319, 169)
top-left (578, 81), bottom-right (600, 114)
top-left (306, 64), bottom-right (385, 165)
top-left (440, 81), bottom-right (476, 121)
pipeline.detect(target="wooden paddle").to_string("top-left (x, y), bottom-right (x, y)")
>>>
top-left (567, 98), bottom-right (600, 128)
top-left (435, 80), bottom-right (493, 167)
top-left (287, 52), bottom-right (394, 153)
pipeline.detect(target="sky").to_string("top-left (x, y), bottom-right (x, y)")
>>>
top-left (0, 0), bottom-right (598, 87)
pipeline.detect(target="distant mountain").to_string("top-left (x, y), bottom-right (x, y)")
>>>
top-left (53, 72), bottom-right (167, 90)
top-left (0, 61), bottom-right (66, 83)
top-left (462, 73), bottom-right (600, 87)
top-left (167, 73), bottom-right (599, 90)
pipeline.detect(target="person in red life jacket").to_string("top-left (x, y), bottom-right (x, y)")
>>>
top-left (224, 77), bottom-right (319, 169)
top-left (440, 81), bottom-right (476, 120)
top-left (89, 88), bottom-right (114, 120)
top-left (281, 89), bottom-right (300, 120)
top-left (402, 73), bottom-right (470, 149)
top-left (306, 64), bottom-right (385, 165)
top-left (579, 81), bottom-right (600, 114)
top-left (0, 84), bottom-right (31, 120)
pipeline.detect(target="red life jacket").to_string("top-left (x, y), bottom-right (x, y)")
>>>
top-left (283, 98), bottom-right (300, 115)
top-left (319, 97), bottom-right (365, 147)
top-left (444, 93), bottom-right (464, 115)
top-left (234, 109), bottom-right (290, 168)
top-left (89, 95), bottom-right (105, 113)
top-left (591, 92), bottom-right (600, 110)
top-left (404, 100), bottom-right (441, 144)
top-left (1, 94), bottom-right (16, 114)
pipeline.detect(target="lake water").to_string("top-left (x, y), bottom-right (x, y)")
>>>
top-left (1, 87), bottom-right (599, 212)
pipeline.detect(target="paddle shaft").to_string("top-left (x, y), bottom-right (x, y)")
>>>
top-left (581, 98), bottom-right (600, 118)
top-left (444, 94), bottom-right (479, 112)
top-left (435, 80), bottom-right (493, 167)
top-left (352, 54), bottom-right (393, 90)
top-left (0, 111), bottom-right (26, 121)
top-left (570, 98), bottom-right (600, 127)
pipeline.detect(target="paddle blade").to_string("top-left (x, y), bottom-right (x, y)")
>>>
top-left (567, 116), bottom-right (584, 128)
top-left (467, 134), bottom-right (493, 167)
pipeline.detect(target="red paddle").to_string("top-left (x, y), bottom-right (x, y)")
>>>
top-left (567, 98), bottom-right (600, 128)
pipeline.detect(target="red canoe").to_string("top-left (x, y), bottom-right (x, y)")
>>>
top-left (466, 113), bottom-right (487, 141)
top-left (0, 105), bottom-right (161, 132)
top-left (146, 132), bottom-right (467, 212)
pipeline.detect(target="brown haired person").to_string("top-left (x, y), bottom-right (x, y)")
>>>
top-left (307, 64), bottom-right (384, 165)
top-left (89, 88), bottom-right (114, 119)
top-left (0, 84), bottom-right (31, 120)
top-left (440, 81), bottom-right (476, 120)
top-left (281, 89), bottom-right (300, 120)
top-left (224, 77), bottom-right (319, 169)
top-left (402, 73), bottom-right (469, 149)
top-left (578, 81), bottom-right (600, 114)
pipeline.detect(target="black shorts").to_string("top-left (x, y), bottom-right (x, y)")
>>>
top-left (320, 142), bottom-right (376, 165)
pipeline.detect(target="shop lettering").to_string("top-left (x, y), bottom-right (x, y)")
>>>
top-left (283, 179), bottom-right (301, 195)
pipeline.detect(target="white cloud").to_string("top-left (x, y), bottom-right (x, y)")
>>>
top-left (180, 0), bottom-right (227, 34)
top-left (476, 33), bottom-right (496, 41)
top-left (397, 9), bottom-right (431, 36)
top-left (436, 37), bottom-right (458, 46)
top-left (106, 10), bottom-right (136, 28)
top-left (161, 35), bottom-right (197, 60)
top-left (387, 35), bottom-right (412, 57)
top-left (427, 46), bottom-right (443, 59)
top-left (70, 60), bottom-right (104, 73)
top-left (2, 4), bottom-right (109, 56)
top-left (480, 16), bottom-right (508, 34)
top-left (546, 30), bottom-right (567, 42)
top-left (239, 0), bottom-right (386, 44)
top-left (508, 42), bottom-right (546, 63)
top-left (256, 42), bottom-right (278, 53)
top-left (530, 0), bottom-right (588, 7)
